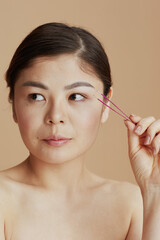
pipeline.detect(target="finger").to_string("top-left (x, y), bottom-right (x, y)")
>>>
top-left (134, 116), bottom-right (156, 136)
top-left (151, 133), bottom-right (160, 156)
top-left (124, 120), bottom-right (140, 159)
top-left (129, 114), bottom-right (142, 124)
top-left (144, 119), bottom-right (160, 146)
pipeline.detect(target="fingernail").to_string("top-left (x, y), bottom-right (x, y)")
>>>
top-left (144, 136), bottom-right (151, 145)
top-left (135, 126), bottom-right (142, 134)
top-left (130, 114), bottom-right (136, 117)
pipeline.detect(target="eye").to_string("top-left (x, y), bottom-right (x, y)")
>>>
top-left (28, 93), bottom-right (44, 101)
top-left (69, 93), bottom-right (86, 101)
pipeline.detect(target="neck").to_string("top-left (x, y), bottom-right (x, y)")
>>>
top-left (26, 154), bottom-right (90, 194)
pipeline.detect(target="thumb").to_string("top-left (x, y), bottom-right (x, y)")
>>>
top-left (124, 120), bottom-right (140, 159)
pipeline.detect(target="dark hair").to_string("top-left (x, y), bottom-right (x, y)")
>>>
top-left (5, 22), bottom-right (112, 102)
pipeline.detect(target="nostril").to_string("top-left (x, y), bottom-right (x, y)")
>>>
top-left (48, 119), bottom-right (64, 124)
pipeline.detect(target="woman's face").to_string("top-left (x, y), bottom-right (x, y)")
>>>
top-left (13, 54), bottom-right (109, 164)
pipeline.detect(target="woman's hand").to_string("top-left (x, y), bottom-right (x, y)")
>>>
top-left (124, 115), bottom-right (160, 190)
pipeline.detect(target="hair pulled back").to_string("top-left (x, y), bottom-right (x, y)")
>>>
top-left (5, 22), bottom-right (112, 102)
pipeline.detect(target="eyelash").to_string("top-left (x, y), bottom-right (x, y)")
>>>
top-left (28, 93), bottom-right (86, 102)
top-left (28, 93), bottom-right (44, 101)
top-left (69, 93), bottom-right (86, 101)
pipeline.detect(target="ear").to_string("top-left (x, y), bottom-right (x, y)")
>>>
top-left (100, 87), bottom-right (113, 124)
top-left (12, 103), bottom-right (18, 123)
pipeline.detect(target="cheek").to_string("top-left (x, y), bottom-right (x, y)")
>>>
top-left (15, 105), bottom-right (39, 134)
top-left (73, 104), bottom-right (102, 134)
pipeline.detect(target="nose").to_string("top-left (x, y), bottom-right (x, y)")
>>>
top-left (45, 99), bottom-right (66, 125)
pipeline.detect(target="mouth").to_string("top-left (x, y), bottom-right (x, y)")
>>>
top-left (43, 135), bottom-right (72, 147)
top-left (44, 135), bottom-right (71, 141)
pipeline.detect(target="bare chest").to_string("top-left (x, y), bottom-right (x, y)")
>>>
top-left (5, 191), bottom-right (130, 240)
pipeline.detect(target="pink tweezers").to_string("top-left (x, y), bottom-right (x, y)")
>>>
top-left (95, 90), bottom-right (134, 123)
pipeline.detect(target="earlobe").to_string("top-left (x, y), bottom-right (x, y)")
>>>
top-left (101, 107), bottom-right (109, 123)
top-left (101, 103), bottom-right (110, 123)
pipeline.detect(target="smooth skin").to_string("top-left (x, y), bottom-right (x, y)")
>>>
top-left (0, 53), bottom-right (160, 239)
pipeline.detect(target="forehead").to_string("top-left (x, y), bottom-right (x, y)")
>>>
top-left (16, 54), bottom-right (104, 90)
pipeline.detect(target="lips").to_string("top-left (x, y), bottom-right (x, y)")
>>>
top-left (44, 135), bottom-right (71, 141)
top-left (43, 135), bottom-right (71, 147)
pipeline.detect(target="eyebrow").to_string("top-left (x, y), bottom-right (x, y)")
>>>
top-left (21, 81), bottom-right (95, 90)
top-left (64, 82), bottom-right (94, 90)
top-left (22, 81), bottom-right (49, 90)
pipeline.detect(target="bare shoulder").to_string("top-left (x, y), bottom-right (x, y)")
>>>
top-left (0, 166), bottom-right (27, 220)
top-left (0, 166), bottom-right (23, 205)
top-left (92, 175), bottom-right (143, 211)
top-left (0, 171), bottom-right (10, 194)
top-left (104, 179), bottom-right (142, 204)
top-left (0, 172), bottom-right (11, 235)
top-left (0, 160), bottom-right (29, 185)
top-left (0, 177), bottom-right (6, 240)
top-left (0, 171), bottom-right (13, 204)
top-left (109, 179), bottom-right (142, 198)
top-left (93, 174), bottom-right (141, 195)
top-left (0, 170), bottom-right (22, 240)
top-left (0, 174), bottom-right (7, 209)
top-left (101, 178), bottom-right (143, 227)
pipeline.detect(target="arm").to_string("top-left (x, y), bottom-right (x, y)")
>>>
top-left (141, 188), bottom-right (160, 239)
top-left (124, 115), bottom-right (160, 239)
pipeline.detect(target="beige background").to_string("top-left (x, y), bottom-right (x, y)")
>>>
top-left (0, 0), bottom-right (160, 184)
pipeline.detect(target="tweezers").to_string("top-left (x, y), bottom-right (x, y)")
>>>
top-left (95, 90), bottom-right (134, 123)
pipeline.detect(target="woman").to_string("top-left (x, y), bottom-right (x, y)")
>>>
top-left (0, 22), bottom-right (160, 239)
